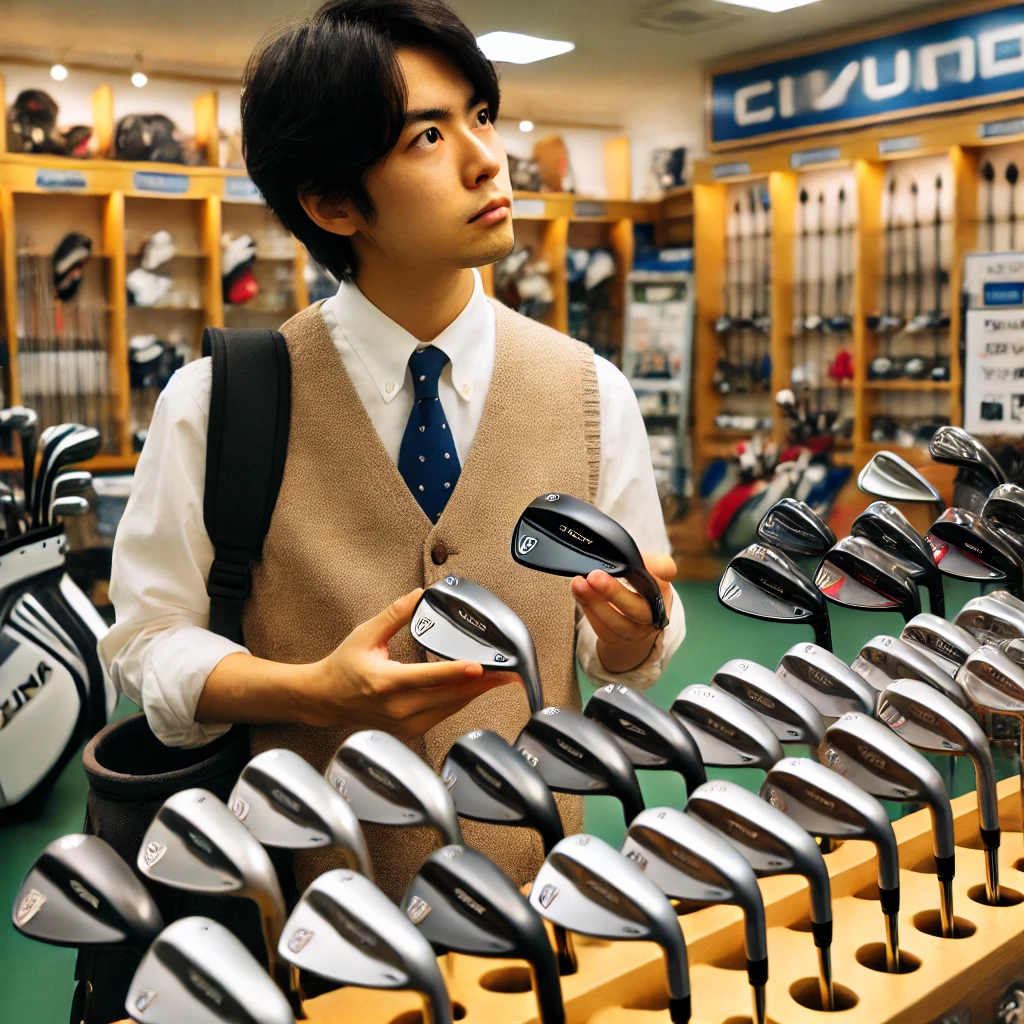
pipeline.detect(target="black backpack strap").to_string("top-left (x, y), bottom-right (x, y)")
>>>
top-left (201, 327), bottom-right (290, 644)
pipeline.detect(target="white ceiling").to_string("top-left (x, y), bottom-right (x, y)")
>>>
top-left (0, 0), bottom-right (961, 125)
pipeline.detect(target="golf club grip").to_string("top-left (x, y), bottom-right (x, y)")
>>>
top-left (529, 952), bottom-right (567, 1024)
top-left (627, 568), bottom-right (669, 631)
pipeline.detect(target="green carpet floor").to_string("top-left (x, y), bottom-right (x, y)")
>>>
top-left (1, 578), bottom-right (1016, 1022)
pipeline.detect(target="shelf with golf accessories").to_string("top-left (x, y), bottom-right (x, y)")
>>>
top-left (118, 777), bottom-right (1024, 1024)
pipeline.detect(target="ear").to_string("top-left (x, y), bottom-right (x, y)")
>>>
top-left (298, 191), bottom-right (359, 238)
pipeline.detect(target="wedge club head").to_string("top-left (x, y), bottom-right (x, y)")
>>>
top-left (711, 658), bottom-right (824, 747)
top-left (984, 483), bottom-right (1024, 533)
top-left (955, 594), bottom-right (1024, 644)
top-left (530, 834), bottom-right (691, 1024)
top-left (719, 543), bottom-right (832, 650)
top-left (46, 470), bottom-right (93, 527)
top-left (761, 757), bottom-right (902, 972)
top-left (927, 507), bottom-right (1024, 596)
top-left (511, 492), bottom-right (668, 629)
top-left (815, 536), bottom-right (921, 623)
top-left (326, 730), bottom-right (462, 846)
top-left (957, 644), bottom-right (1024, 833)
top-left (411, 575), bottom-right (542, 713)
top-left (51, 496), bottom-right (90, 521)
top-left (136, 788), bottom-right (299, 1013)
top-left (878, 679), bottom-right (1000, 904)
top-left (515, 707), bottom-right (644, 828)
top-left (670, 685), bottom-right (784, 769)
top-left (623, 807), bottom-right (768, 1024)
top-left (403, 845), bottom-right (564, 1024)
top-left (13, 834), bottom-right (163, 950)
top-left (851, 634), bottom-right (966, 708)
top-left (757, 498), bottom-right (835, 560)
top-left (900, 613), bottom-right (979, 676)
top-left (857, 451), bottom-right (942, 511)
top-left (230, 749), bottom-right (373, 879)
top-left (686, 780), bottom-right (834, 1012)
top-left (584, 683), bottom-right (706, 795)
top-left (852, 501), bottom-right (944, 617)
top-left (126, 916), bottom-right (294, 1024)
top-left (775, 643), bottom-right (875, 721)
top-left (280, 869), bottom-right (452, 1024)
top-left (821, 713), bottom-right (955, 937)
top-left (929, 426), bottom-right (1006, 493)
top-left (35, 426), bottom-right (101, 529)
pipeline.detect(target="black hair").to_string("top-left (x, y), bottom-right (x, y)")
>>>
top-left (241, 0), bottom-right (501, 283)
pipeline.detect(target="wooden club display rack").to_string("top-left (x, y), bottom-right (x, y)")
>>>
top-left (109, 776), bottom-right (1024, 1024)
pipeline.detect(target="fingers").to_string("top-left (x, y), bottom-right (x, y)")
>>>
top-left (386, 658), bottom-right (485, 688)
top-left (391, 673), bottom-right (513, 732)
top-left (578, 570), bottom-right (652, 624)
top-left (571, 575), bottom-right (655, 643)
top-left (642, 551), bottom-right (678, 582)
top-left (354, 588), bottom-right (424, 647)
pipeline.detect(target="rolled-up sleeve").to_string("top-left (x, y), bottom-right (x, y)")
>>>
top-left (99, 359), bottom-right (248, 748)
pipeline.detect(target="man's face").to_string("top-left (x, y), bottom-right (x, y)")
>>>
top-left (349, 46), bottom-right (515, 275)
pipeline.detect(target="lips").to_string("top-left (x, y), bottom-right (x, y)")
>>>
top-left (469, 197), bottom-right (510, 222)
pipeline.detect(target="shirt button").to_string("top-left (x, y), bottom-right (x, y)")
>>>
top-left (385, 381), bottom-right (395, 394)
top-left (461, 383), bottom-right (471, 396)
top-left (431, 543), bottom-right (448, 565)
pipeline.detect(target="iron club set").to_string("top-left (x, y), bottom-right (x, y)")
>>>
top-left (857, 451), bottom-right (943, 512)
top-left (511, 492), bottom-right (669, 630)
top-left (756, 497), bottom-right (835, 561)
top-left (530, 834), bottom-right (691, 1024)
top-left (411, 575), bottom-right (543, 713)
top-left (814, 536), bottom-right (921, 623)
top-left (851, 634), bottom-right (967, 709)
top-left (900, 613), bottom-right (979, 677)
top-left (775, 642), bottom-right (876, 721)
top-left (955, 593), bottom-right (1024, 644)
top-left (926, 507), bottom-right (1024, 597)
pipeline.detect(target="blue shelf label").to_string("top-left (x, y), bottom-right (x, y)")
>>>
top-left (979, 116), bottom-right (1024, 138)
top-left (224, 176), bottom-right (263, 202)
top-left (36, 168), bottom-right (87, 191)
top-left (984, 282), bottom-right (1024, 306)
top-left (712, 162), bottom-right (752, 180)
top-left (710, 4), bottom-right (1024, 148)
top-left (133, 171), bottom-right (189, 194)
top-left (790, 146), bottom-right (842, 169)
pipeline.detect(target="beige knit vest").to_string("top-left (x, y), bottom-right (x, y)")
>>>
top-left (242, 297), bottom-right (600, 897)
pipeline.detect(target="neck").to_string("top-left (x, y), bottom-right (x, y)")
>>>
top-left (353, 262), bottom-right (476, 343)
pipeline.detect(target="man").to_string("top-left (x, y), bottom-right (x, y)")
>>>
top-left (102, 0), bottom-right (684, 896)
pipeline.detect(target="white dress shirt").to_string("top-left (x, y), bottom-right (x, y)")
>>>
top-left (101, 268), bottom-right (685, 748)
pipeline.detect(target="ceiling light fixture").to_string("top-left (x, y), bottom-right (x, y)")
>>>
top-left (709, 0), bottom-right (822, 11)
top-left (131, 54), bottom-right (148, 88)
top-left (519, 120), bottom-right (535, 132)
top-left (476, 31), bottom-right (575, 64)
top-left (50, 63), bottom-right (68, 82)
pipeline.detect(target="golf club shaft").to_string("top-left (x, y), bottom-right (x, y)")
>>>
top-left (884, 909), bottom-right (900, 973)
top-left (554, 924), bottom-right (577, 976)
top-left (817, 945), bottom-right (835, 1012)
top-left (938, 876), bottom-right (954, 939)
top-left (753, 982), bottom-right (766, 1024)
top-left (985, 844), bottom-right (1000, 905)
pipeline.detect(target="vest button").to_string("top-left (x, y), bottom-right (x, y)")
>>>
top-left (431, 543), bottom-right (448, 565)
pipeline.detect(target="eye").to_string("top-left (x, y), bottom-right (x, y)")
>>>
top-left (415, 127), bottom-right (442, 148)
top-left (477, 107), bottom-right (492, 126)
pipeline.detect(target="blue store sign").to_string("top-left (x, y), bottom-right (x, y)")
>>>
top-left (709, 3), bottom-right (1024, 149)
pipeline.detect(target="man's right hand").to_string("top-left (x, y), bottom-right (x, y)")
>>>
top-left (197, 588), bottom-right (514, 737)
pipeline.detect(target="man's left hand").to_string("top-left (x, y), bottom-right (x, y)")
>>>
top-left (571, 552), bottom-right (677, 674)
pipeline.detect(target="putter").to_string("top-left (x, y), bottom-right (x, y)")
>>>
top-left (511, 493), bottom-right (668, 630)
top-left (821, 712), bottom-right (956, 937)
top-left (411, 575), bottom-right (542, 713)
top-left (719, 542), bottom-right (832, 649)
top-left (927, 507), bottom-right (1024, 597)
top-left (671, 685), bottom-right (784, 769)
top-left (711, 658), bottom-right (825, 748)
top-left (439, 729), bottom-right (576, 974)
top-left (280, 869), bottom-right (452, 1024)
top-left (851, 634), bottom-right (966, 708)
top-left (326, 730), bottom-right (463, 846)
top-left (878, 679), bottom-right (1001, 904)
top-left (815, 535), bottom-right (921, 623)
top-left (1008, 162), bottom-right (1019, 250)
top-left (229, 748), bottom-right (373, 879)
top-left (756, 498), bottom-right (835, 560)
top-left (900, 613), bottom-right (980, 676)
top-left (776, 642), bottom-right (876, 721)
top-left (13, 833), bottom-right (163, 951)
top-left (981, 161), bottom-right (995, 251)
top-left (957, 644), bottom-right (1024, 835)
top-left (761, 757), bottom-right (902, 972)
top-left (530, 834), bottom-right (691, 1024)
top-left (623, 807), bottom-right (768, 1024)
top-left (584, 683), bottom-right (706, 795)
top-left (955, 593), bottom-right (1024, 644)
top-left (403, 845), bottom-right (564, 1024)
top-left (852, 501), bottom-right (945, 617)
top-left (515, 707), bottom-right (644, 829)
top-left (686, 780), bottom-right (835, 1012)
top-left (126, 917), bottom-right (294, 1024)
top-left (857, 451), bottom-right (943, 511)
top-left (136, 788), bottom-right (302, 1015)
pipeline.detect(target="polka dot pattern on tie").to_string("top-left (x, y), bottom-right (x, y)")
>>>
top-left (397, 346), bottom-right (462, 522)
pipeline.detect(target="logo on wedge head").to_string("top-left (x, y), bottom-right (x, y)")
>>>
top-left (70, 880), bottom-right (99, 909)
top-left (457, 608), bottom-right (487, 632)
top-left (288, 928), bottom-right (315, 954)
top-left (143, 842), bottom-right (167, 867)
top-left (518, 536), bottom-right (538, 555)
top-left (413, 616), bottom-right (435, 637)
top-left (444, 575), bottom-right (459, 586)
top-left (15, 889), bottom-right (46, 925)
top-left (188, 970), bottom-right (223, 1005)
top-left (134, 990), bottom-right (158, 1014)
top-left (545, 494), bottom-right (560, 501)
top-left (231, 797), bottom-right (250, 821)
top-left (406, 896), bottom-right (432, 924)
top-left (538, 884), bottom-right (559, 908)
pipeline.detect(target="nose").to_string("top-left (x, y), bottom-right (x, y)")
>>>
top-left (460, 126), bottom-right (503, 188)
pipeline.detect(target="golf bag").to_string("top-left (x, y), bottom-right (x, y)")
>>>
top-left (75, 326), bottom-right (292, 1022)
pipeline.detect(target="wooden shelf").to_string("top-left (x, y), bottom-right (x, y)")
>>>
top-left (863, 380), bottom-right (956, 391)
top-left (0, 453), bottom-right (139, 473)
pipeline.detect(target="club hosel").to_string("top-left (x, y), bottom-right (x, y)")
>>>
top-left (669, 996), bottom-right (691, 1024)
top-left (813, 614), bottom-right (832, 652)
top-left (934, 853), bottom-right (956, 883)
top-left (926, 577), bottom-right (945, 619)
top-left (811, 919), bottom-right (833, 950)
top-left (553, 924), bottom-right (577, 975)
top-left (980, 825), bottom-right (1001, 853)
top-left (528, 951), bottom-right (567, 1024)
top-left (628, 568), bottom-right (669, 631)
top-left (878, 884), bottom-right (900, 918)
top-left (746, 955), bottom-right (769, 989)
top-left (522, 662), bottom-right (544, 715)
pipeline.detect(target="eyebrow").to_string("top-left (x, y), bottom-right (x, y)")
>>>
top-left (403, 89), bottom-right (487, 129)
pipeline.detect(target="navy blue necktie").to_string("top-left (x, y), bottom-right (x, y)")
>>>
top-left (398, 346), bottom-right (461, 522)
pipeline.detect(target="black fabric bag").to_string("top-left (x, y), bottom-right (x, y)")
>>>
top-left (72, 327), bottom-right (291, 1022)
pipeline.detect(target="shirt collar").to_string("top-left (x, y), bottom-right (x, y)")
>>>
top-left (323, 267), bottom-right (488, 405)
